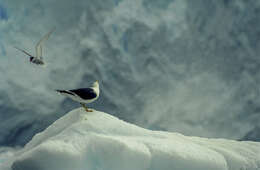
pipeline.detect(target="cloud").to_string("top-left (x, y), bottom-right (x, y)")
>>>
top-left (0, 146), bottom-right (21, 169)
top-left (0, 5), bottom-right (8, 21)
top-left (0, 0), bottom-right (260, 147)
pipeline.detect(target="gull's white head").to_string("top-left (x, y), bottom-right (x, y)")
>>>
top-left (92, 80), bottom-right (99, 88)
top-left (92, 80), bottom-right (100, 96)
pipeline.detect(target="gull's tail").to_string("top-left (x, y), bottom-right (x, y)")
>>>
top-left (56, 90), bottom-right (76, 96)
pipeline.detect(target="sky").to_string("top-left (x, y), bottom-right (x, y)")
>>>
top-left (0, 0), bottom-right (260, 147)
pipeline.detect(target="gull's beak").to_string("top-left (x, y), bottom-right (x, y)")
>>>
top-left (95, 80), bottom-right (99, 84)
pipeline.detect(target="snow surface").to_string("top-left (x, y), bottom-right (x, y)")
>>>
top-left (6, 108), bottom-right (260, 170)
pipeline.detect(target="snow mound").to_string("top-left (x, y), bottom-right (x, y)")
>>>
top-left (11, 108), bottom-right (260, 170)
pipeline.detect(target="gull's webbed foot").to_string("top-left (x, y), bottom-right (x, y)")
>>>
top-left (86, 109), bottom-right (93, 112)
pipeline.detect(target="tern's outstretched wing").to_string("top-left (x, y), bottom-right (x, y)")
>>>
top-left (13, 46), bottom-right (34, 58)
top-left (35, 28), bottom-right (55, 59)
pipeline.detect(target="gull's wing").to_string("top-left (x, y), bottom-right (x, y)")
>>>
top-left (13, 46), bottom-right (34, 58)
top-left (70, 88), bottom-right (97, 100)
top-left (35, 28), bottom-right (55, 59)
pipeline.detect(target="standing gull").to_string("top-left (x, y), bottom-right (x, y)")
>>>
top-left (56, 81), bottom-right (100, 112)
top-left (14, 28), bottom-right (55, 65)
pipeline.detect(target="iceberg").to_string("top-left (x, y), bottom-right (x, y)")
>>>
top-left (9, 108), bottom-right (260, 170)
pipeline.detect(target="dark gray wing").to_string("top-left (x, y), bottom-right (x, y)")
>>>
top-left (70, 88), bottom-right (97, 100)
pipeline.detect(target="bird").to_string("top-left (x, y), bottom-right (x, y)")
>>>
top-left (56, 81), bottom-right (100, 112)
top-left (14, 28), bottom-right (55, 66)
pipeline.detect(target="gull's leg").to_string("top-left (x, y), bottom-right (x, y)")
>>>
top-left (80, 103), bottom-right (93, 112)
top-left (80, 103), bottom-right (88, 111)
